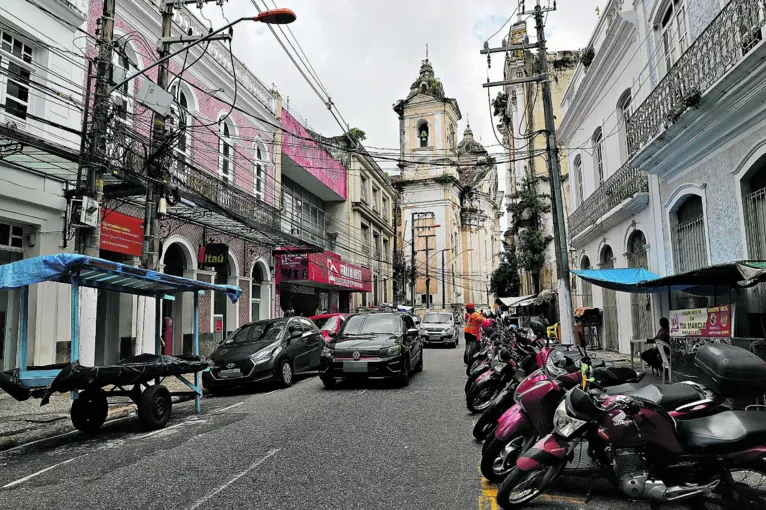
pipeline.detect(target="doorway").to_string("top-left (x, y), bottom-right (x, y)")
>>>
top-left (0, 250), bottom-right (22, 370)
top-left (600, 245), bottom-right (619, 351)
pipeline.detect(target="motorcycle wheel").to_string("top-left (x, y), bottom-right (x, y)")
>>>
top-left (473, 410), bottom-right (498, 441)
top-left (705, 461), bottom-right (766, 509)
top-left (466, 357), bottom-right (483, 377)
top-left (496, 463), bottom-right (564, 510)
top-left (481, 436), bottom-right (533, 483)
top-left (465, 368), bottom-right (488, 394)
top-left (466, 378), bottom-right (500, 414)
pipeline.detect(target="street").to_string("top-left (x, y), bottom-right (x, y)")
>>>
top-left (0, 344), bottom-right (687, 510)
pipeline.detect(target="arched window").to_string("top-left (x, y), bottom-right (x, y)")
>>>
top-left (672, 195), bottom-right (707, 272)
top-left (617, 89), bottom-right (632, 162)
top-left (251, 262), bottom-right (264, 321)
top-left (169, 84), bottom-right (191, 176)
top-left (658, 0), bottom-right (689, 76)
top-left (254, 142), bottom-right (266, 201)
top-left (742, 156), bottom-right (766, 258)
top-left (579, 255), bottom-right (592, 307)
top-left (219, 119), bottom-right (233, 184)
top-left (592, 127), bottom-right (604, 185)
top-left (418, 121), bottom-right (429, 148)
top-left (573, 154), bottom-right (583, 206)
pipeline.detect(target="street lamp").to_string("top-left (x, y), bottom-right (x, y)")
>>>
top-left (109, 8), bottom-right (297, 94)
top-left (441, 248), bottom-right (473, 310)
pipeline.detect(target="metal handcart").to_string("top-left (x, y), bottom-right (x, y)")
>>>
top-left (0, 254), bottom-right (241, 433)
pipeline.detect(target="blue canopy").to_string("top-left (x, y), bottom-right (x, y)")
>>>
top-left (0, 254), bottom-right (241, 302)
top-left (571, 267), bottom-right (661, 293)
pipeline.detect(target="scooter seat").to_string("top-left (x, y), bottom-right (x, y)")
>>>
top-left (677, 411), bottom-right (766, 453)
top-left (606, 383), bottom-right (702, 410)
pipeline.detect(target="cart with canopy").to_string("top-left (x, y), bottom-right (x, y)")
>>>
top-left (0, 254), bottom-right (241, 432)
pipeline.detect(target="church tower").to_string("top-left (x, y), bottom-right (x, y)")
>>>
top-left (393, 58), bottom-right (462, 180)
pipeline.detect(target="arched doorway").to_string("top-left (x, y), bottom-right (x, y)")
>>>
top-left (579, 255), bottom-right (593, 307)
top-left (214, 253), bottom-right (239, 339)
top-left (251, 261), bottom-right (270, 322)
top-left (162, 242), bottom-right (192, 355)
top-left (600, 245), bottom-right (619, 350)
top-left (627, 231), bottom-right (653, 342)
top-left (671, 195), bottom-right (708, 309)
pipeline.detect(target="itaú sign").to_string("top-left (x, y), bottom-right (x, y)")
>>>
top-left (279, 252), bottom-right (372, 292)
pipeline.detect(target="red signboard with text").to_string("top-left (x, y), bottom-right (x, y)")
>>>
top-left (99, 209), bottom-right (144, 257)
top-left (670, 304), bottom-right (733, 338)
top-left (278, 251), bottom-right (372, 292)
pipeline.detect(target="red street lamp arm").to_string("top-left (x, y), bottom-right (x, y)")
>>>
top-left (108, 9), bottom-right (296, 94)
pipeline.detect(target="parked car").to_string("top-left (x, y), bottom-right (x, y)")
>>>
top-left (310, 313), bottom-right (348, 342)
top-left (419, 311), bottom-right (459, 348)
top-left (319, 312), bottom-right (423, 388)
top-left (203, 317), bottom-right (324, 394)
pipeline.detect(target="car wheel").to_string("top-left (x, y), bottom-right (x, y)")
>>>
top-left (321, 376), bottom-right (336, 389)
top-left (70, 390), bottom-right (108, 434)
top-left (278, 359), bottom-right (293, 388)
top-left (397, 357), bottom-right (411, 387)
top-left (414, 350), bottom-right (424, 373)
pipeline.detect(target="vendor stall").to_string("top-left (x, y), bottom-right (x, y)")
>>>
top-left (0, 254), bottom-right (241, 433)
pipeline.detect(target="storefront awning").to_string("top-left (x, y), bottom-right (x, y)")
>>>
top-left (571, 268), bottom-right (660, 293)
top-left (498, 295), bottom-right (535, 307)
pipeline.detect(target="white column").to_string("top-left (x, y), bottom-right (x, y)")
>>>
top-left (78, 287), bottom-right (97, 366)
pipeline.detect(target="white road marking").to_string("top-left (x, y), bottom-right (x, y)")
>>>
top-left (2, 414), bottom-right (135, 454)
top-left (216, 402), bottom-right (245, 412)
top-left (189, 449), bottom-right (280, 509)
top-left (137, 423), bottom-right (184, 439)
top-left (262, 390), bottom-right (277, 396)
top-left (2, 454), bottom-right (87, 489)
top-left (357, 389), bottom-right (368, 396)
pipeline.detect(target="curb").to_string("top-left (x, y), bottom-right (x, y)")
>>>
top-left (0, 395), bottom-right (196, 453)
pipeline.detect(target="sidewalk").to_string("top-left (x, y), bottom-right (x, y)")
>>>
top-left (0, 377), bottom-right (198, 451)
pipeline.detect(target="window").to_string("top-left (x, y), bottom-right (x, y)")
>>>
top-left (360, 175), bottom-right (368, 203)
top-left (0, 223), bottom-right (23, 249)
top-left (372, 187), bottom-right (379, 211)
top-left (383, 238), bottom-right (390, 262)
top-left (592, 128), bottom-right (604, 184)
top-left (254, 143), bottom-right (266, 201)
top-left (617, 89), bottom-right (632, 162)
top-left (0, 32), bottom-right (32, 120)
top-left (111, 43), bottom-right (134, 126)
top-left (361, 224), bottom-right (371, 258)
top-left (659, 0), bottom-right (689, 76)
top-left (373, 233), bottom-right (381, 261)
top-left (573, 155), bottom-right (583, 206)
top-left (418, 121), bottom-right (429, 148)
top-left (169, 84), bottom-right (191, 177)
top-left (251, 263), bottom-right (264, 322)
top-left (219, 120), bottom-right (233, 184)
top-left (382, 196), bottom-right (389, 221)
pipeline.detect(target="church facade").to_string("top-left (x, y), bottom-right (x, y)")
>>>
top-left (393, 59), bottom-right (503, 312)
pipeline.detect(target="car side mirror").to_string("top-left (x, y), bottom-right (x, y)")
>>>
top-left (290, 329), bottom-right (302, 339)
top-left (328, 331), bottom-right (337, 338)
top-left (407, 328), bottom-right (418, 338)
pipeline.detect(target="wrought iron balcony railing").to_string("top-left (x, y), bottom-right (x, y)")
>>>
top-left (568, 163), bottom-right (648, 238)
top-left (627, 0), bottom-right (765, 156)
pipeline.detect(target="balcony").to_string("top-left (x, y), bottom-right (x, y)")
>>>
top-left (627, 0), bottom-right (766, 176)
top-left (567, 163), bottom-right (649, 247)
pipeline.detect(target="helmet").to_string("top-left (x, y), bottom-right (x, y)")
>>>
top-left (481, 318), bottom-right (495, 332)
top-left (466, 303), bottom-right (475, 312)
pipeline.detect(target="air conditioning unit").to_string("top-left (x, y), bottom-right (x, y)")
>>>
top-left (291, 228), bottom-right (301, 236)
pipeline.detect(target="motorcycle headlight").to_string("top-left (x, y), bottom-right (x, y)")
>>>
top-left (321, 346), bottom-right (333, 358)
top-left (381, 345), bottom-right (402, 357)
top-left (553, 400), bottom-right (587, 438)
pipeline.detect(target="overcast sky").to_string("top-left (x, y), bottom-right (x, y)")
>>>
top-left (201, 0), bottom-right (602, 172)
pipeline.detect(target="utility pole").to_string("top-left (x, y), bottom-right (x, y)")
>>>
top-left (419, 234), bottom-right (435, 310)
top-left (410, 212), bottom-right (416, 309)
top-left (529, 0), bottom-right (575, 344)
top-left (441, 249), bottom-right (447, 310)
top-left (78, 0), bottom-right (116, 258)
top-left (141, 3), bottom-right (174, 271)
top-left (393, 197), bottom-right (399, 307)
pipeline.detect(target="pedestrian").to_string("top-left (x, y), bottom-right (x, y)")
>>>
top-left (463, 303), bottom-right (484, 364)
top-left (641, 317), bottom-right (670, 372)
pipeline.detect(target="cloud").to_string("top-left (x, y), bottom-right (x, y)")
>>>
top-left (195, 0), bottom-right (599, 172)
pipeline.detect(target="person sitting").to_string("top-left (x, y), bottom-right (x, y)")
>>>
top-left (641, 317), bottom-right (670, 372)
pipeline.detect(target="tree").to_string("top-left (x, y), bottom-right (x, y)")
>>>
top-left (507, 175), bottom-right (553, 294)
top-left (490, 248), bottom-right (520, 298)
top-left (348, 127), bottom-right (367, 143)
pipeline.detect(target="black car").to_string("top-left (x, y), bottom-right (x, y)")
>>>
top-left (319, 312), bottom-right (423, 388)
top-left (203, 317), bottom-right (324, 393)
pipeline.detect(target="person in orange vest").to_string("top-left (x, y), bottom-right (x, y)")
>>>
top-left (463, 303), bottom-right (484, 364)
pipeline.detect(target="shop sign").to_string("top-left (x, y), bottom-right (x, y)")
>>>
top-left (280, 254), bottom-right (308, 280)
top-left (198, 244), bottom-right (228, 273)
top-left (670, 304), bottom-right (733, 338)
top-left (99, 209), bottom-right (143, 257)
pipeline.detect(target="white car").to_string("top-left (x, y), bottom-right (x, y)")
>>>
top-left (418, 312), bottom-right (459, 348)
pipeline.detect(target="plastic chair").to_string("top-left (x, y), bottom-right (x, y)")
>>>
top-left (655, 340), bottom-right (672, 384)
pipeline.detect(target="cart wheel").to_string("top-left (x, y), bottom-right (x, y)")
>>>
top-left (138, 384), bottom-right (172, 430)
top-left (71, 390), bottom-right (108, 434)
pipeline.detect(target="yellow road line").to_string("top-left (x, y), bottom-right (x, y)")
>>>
top-left (478, 477), bottom-right (498, 510)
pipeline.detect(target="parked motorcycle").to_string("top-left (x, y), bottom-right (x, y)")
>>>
top-left (496, 343), bottom-right (766, 509)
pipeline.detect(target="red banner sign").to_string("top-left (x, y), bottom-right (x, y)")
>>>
top-left (279, 252), bottom-right (372, 292)
top-left (100, 209), bottom-right (144, 257)
top-left (670, 304), bottom-right (733, 338)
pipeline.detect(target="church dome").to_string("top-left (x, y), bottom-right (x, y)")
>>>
top-left (407, 59), bottom-right (445, 100)
top-left (456, 123), bottom-right (487, 155)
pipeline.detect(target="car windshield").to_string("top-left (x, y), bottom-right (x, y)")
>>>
top-left (223, 320), bottom-right (285, 346)
top-left (314, 316), bottom-right (340, 331)
top-left (342, 314), bottom-right (400, 335)
top-left (423, 313), bottom-right (451, 323)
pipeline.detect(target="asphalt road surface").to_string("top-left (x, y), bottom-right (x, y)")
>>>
top-left (0, 343), bottom-right (690, 510)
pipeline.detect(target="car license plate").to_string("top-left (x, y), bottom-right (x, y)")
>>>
top-left (343, 361), bottom-right (368, 373)
top-left (218, 368), bottom-right (242, 378)
top-left (430, 335), bottom-right (441, 341)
